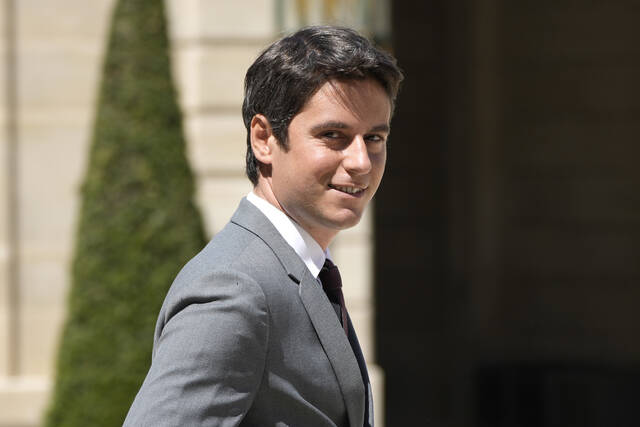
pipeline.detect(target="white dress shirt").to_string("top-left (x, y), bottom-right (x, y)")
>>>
top-left (246, 191), bottom-right (329, 278)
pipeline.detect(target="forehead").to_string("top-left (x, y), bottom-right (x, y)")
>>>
top-left (297, 78), bottom-right (391, 125)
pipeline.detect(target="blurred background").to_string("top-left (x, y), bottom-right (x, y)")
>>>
top-left (1, 1), bottom-right (639, 426)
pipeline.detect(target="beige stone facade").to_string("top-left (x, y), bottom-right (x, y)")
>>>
top-left (0, 1), bottom-right (386, 425)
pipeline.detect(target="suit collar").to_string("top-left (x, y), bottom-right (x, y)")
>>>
top-left (231, 198), bottom-right (309, 283)
top-left (245, 191), bottom-right (327, 277)
top-left (231, 198), bottom-right (366, 426)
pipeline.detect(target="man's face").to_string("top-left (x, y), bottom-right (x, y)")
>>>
top-left (267, 78), bottom-right (391, 248)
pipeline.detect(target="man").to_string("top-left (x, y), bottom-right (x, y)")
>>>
top-left (124, 26), bottom-right (403, 426)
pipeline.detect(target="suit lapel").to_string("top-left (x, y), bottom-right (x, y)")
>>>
top-left (347, 315), bottom-right (374, 427)
top-left (298, 269), bottom-right (366, 427)
top-left (231, 198), bottom-right (366, 426)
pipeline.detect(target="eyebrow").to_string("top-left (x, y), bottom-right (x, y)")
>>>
top-left (310, 121), bottom-right (390, 134)
top-left (370, 123), bottom-right (391, 133)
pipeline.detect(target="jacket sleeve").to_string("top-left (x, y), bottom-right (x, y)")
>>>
top-left (123, 269), bottom-right (270, 427)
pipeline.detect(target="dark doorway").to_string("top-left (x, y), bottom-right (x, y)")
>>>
top-left (376, 1), bottom-right (640, 426)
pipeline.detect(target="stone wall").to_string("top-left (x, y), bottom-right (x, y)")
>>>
top-left (0, 1), bottom-right (115, 425)
top-left (0, 1), bottom-right (384, 425)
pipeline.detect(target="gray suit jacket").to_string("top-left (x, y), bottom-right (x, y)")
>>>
top-left (124, 198), bottom-right (373, 426)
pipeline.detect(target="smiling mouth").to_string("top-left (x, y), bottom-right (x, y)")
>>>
top-left (328, 184), bottom-right (367, 195)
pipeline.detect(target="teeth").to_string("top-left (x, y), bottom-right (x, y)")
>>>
top-left (331, 185), bottom-right (363, 194)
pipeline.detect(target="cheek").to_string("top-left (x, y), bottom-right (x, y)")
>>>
top-left (278, 154), bottom-right (329, 191)
top-left (371, 151), bottom-right (387, 177)
top-left (309, 153), bottom-right (341, 180)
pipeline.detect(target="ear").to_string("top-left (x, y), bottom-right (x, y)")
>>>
top-left (250, 114), bottom-right (278, 165)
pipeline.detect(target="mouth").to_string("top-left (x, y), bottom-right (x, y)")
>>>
top-left (328, 184), bottom-right (367, 195)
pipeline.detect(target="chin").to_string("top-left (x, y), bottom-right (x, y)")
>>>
top-left (329, 210), bottom-right (363, 230)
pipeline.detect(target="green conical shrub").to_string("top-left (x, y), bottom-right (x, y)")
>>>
top-left (44, 1), bottom-right (206, 425)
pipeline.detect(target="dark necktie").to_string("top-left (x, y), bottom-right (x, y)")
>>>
top-left (319, 259), bottom-right (349, 336)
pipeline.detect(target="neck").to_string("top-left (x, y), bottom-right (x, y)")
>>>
top-left (253, 179), bottom-right (335, 250)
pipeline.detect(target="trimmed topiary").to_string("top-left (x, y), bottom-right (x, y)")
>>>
top-left (44, 0), bottom-right (206, 425)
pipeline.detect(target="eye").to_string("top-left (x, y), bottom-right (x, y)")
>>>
top-left (321, 131), bottom-right (342, 140)
top-left (365, 134), bottom-right (386, 143)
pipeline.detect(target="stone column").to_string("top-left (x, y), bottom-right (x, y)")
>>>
top-left (0, 0), bottom-right (11, 380)
top-left (165, 0), bottom-right (274, 236)
top-left (0, 1), bottom-right (115, 425)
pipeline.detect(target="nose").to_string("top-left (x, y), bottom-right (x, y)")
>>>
top-left (342, 136), bottom-right (372, 175)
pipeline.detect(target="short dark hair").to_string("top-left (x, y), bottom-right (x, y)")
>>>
top-left (242, 25), bottom-right (403, 185)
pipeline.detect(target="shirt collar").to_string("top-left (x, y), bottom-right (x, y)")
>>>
top-left (246, 191), bottom-right (328, 278)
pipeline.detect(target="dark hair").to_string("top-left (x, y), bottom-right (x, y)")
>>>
top-left (242, 25), bottom-right (403, 185)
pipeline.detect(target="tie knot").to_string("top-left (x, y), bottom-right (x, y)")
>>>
top-left (319, 259), bottom-right (342, 292)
